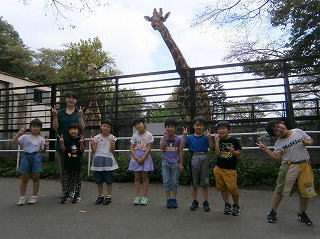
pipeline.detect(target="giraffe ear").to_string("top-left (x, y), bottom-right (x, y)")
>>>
top-left (163, 12), bottom-right (170, 22)
top-left (144, 16), bottom-right (152, 22)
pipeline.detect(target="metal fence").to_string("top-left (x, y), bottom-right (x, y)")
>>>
top-left (0, 56), bottom-right (319, 137)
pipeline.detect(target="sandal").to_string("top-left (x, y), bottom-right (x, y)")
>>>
top-left (140, 197), bottom-right (149, 206)
top-left (133, 197), bottom-right (141, 205)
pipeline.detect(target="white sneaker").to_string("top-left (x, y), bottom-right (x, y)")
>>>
top-left (17, 196), bottom-right (26, 206)
top-left (28, 196), bottom-right (38, 204)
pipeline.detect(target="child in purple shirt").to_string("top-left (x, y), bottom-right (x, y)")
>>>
top-left (160, 118), bottom-right (184, 208)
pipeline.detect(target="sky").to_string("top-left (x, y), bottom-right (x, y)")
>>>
top-left (1, 0), bottom-right (288, 108)
top-left (1, 0), bottom-right (234, 74)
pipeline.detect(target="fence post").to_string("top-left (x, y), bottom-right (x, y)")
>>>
top-left (188, 69), bottom-right (196, 121)
top-left (282, 61), bottom-right (295, 128)
top-left (113, 78), bottom-right (119, 135)
top-left (49, 85), bottom-right (57, 162)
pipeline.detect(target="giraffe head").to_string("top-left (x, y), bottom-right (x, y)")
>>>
top-left (144, 8), bottom-right (170, 31)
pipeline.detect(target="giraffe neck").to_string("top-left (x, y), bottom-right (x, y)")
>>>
top-left (157, 24), bottom-right (190, 82)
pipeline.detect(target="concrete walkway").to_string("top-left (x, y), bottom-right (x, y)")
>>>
top-left (0, 178), bottom-right (319, 239)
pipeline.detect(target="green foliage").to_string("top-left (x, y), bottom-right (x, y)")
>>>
top-left (0, 17), bottom-right (33, 77)
top-left (3, 152), bottom-right (318, 190)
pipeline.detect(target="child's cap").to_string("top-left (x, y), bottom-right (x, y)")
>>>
top-left (216, 121), bottom-right (231, 130)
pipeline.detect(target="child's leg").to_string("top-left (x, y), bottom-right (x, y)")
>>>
top-left (170, 164), bottom-right (179, 199)
top-left (74, 170), bottom-right (81, 195)
top-left (202, 186), bottom-right (208, 201)
top-left (221, 191), bottom-right (229, 203)
top-left (63, 171), bottom-right (71, 195)
top-left (162, 161), bottom-right (171, 199)
top-left (30, 173), bottom-right (40, 196)
top-left (299, 197), bottom-right (309, 212)
top-left (106, 184), bottom-right (112, 196)
top-left (97, 184), bottom-right (103, 195)
top-left (191, 185), bottom-right (197, 200)
top-left (142, 172), bottom-right (149, 197)
top-left (134, 172), bottom-right (141, 197)
top-left (271, 193), bottom-right (283, 211)
top-left (20, 174), bottom-right (30, 196)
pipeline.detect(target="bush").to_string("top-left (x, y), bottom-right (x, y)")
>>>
top-left (1, 153), bottom-right (319, 190)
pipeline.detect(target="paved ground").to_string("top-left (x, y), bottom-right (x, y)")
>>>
top-left (0, 178), bottom-right (319, 239)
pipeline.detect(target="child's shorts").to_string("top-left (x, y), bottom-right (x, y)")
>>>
top-left (94, 171), bottom-right (114, 185)
top-left (213, 166), bottom-right (239, 196)
top-left (190, 152), bottom-right (209, 187)
top-left (19, 152), bottom-right (42, 174)
top-left (274, 161), bottom-right (317, 198)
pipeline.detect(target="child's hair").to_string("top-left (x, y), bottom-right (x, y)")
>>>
top-left (165, 118), bottom-right (177, 128)
top-left (65, 91), bottom-right (78, 99)
top-left (68, 122), bottom-right (81, 135)
top-left (30, 118), bottom-right (43, 128)
top-left (132, 116), bottom-right (145, 127)
top-left (216, 121), bottom-right (231, 130)
top-left (265, 119), bottom-right (289, 137)
top-left (101, 118), bottom-right (112, 127)
top-left (192, 116), bottom-right (206, 126)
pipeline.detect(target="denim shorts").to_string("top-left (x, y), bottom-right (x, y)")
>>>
top-left (95, 171), bottom-right (114, 184)
top-left (19, 152), bottom-right (42, 174)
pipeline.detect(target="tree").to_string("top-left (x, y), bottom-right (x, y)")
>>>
top-left (20, 0), bottom-right (108, 28)
top-left (0, 17), bottom-right (33, 78)
top-left (193, 0), bottom-right (320, 65)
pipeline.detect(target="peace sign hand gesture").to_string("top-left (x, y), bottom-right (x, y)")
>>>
top-left (50, 105), bottom-right (58, 117)
top-left (18, 127), bottom-right (27, 136)
top-left (78, 106), bottom-right (85, 118)
top-left (256, 141), bottom-right (267, 151)
top-left (214, 133), bottom-right (220, 143)
top-left (57, 134), bottom-right (64, 143)
top-left (182, 127), bottom-right (188, 137)
top-left (206, 129), bottom-right (212, 139)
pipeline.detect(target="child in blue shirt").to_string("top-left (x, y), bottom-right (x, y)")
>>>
top-left (181, 116), bottom-right (213, 212)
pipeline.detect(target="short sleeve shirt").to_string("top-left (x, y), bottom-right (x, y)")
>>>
top-left (130, 131), bottom-right (154, 151)
top-left (162, 135), bottom-right (181, 164)
top-left (55, 108), bottom-right (85, 151)
top-left (18, 134), bottom-right (45, 153)
top-left (64, 137), bottom-right (84, 171)
top-left (216, 137), bottom-right (242, 170)
top-left (185, 134), bottom-right (209, 153)
top-left (93, 134), bottom-right (115, 159)
top-left (274, 129), bottom-right (311, 163)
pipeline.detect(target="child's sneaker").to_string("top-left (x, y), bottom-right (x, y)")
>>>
top-left (133, 197), bottom-right (141, 205)
top-left (232, 204), bottom-right (240, 216)
top-left (72, 194), bottom-right (81, 204)
top-left (297, 212), bottom-right (312, 226)
top-left (140, 197), bottom-right (149, 206)
top-left (190, 200), bottom-right (199, 211)
top-left (224, 203), bottom-right (231, 214)
top-left (171, 198), bottom-right (178, 208)
top-left (95, 195), bottom-right (104, 204)
top-left (17, 196), bottom-right (26, 206)
top-left (203, 200), bottom-right (210, 212)
top-left (103, 196), bottom-right (112, 205)
top-left (166, 199), bottom-right (172, 208)
top-left (61, 194), bottom-right (71, 204)
top-left (28, 196), bottom-right (38, 204)
top-left (267, 209), bottom-right (277, 223)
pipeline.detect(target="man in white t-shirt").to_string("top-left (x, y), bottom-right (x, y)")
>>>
top-left (257, 120), bottom-right (317, 226)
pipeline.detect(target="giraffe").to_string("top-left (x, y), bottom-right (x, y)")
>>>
top-left (145, 8), bottom-right (211, 121)
top-left (84, 63), bottom-right (102, 130)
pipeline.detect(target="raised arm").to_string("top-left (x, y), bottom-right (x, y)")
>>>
top-left (79, 135), bottom-right (85, 153)
top-left (78, 106), bottom-right (85, 131)
top-left (214, 134), bottom-right (220, 156)
top-left (51, 106), bottom-right (59, 131)
top-left (256, 142), bottom-right (282, 161)
top-left (206, 129), bottom-right (214, 151)
top-left (180, 127), bottom-right (188, 151)
top-left (58, 135), bottom-right (66, 152)
top-left (12, 127), bottom-right (27, 144)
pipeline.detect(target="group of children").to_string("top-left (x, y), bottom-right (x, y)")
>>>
top-left (13, 114), bottom-right (317, 226)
